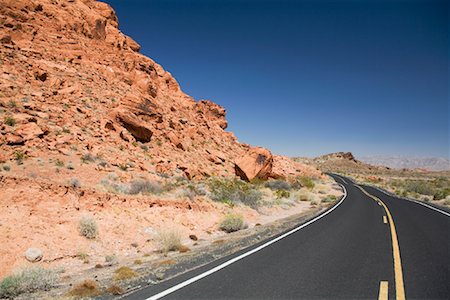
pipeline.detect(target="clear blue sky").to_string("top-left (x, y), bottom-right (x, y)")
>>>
top-left (105, 0), bottom-right (448, 158)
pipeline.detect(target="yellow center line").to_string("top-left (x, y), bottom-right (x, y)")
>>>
top-left (355, 185), bottom-right (406, 300)
top-left (378, 281), bottom-right (389, 300)
top-left (383, 216), bottom-right (387, 224)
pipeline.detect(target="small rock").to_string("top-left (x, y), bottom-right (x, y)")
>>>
top-left (131, 242), bottom-right (138, 248)
top-left (189, 234), bottom-right (198, 241)
top-left (25, 247), bottom-right (43, 262)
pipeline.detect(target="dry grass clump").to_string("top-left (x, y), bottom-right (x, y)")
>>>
top-left (295, 189), bottom-right (312, 201)
top-left (114, 266), bottom-right (137, 281)
top-left (78, 216), bottom-right (98, 239)
top-left (219, 214), bottom-right (246, 233)
top-left (158, 230), bottom-right (182, 252)
top-left (106, 284), bottom-right (124, 295)
top-left (68, 279), bottom-right (101, 298)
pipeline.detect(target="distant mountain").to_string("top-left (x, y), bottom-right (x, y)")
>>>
top-left (358, 156), bottom-right (450, 171)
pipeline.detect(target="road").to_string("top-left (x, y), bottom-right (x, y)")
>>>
top-left (124, 174), bottom-right (449, 300)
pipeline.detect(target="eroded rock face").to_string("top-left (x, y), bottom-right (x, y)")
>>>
top-left (235, 147), bottom-right (273, 182)
top-left (0, 0), bottom-right (317, 180)
top-left (115, 109), bottom-right (153, 143)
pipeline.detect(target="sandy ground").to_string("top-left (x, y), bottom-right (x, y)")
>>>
top-left (0, 159), bottom-right (342, 280)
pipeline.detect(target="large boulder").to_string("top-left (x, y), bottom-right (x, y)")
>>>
top-left (115, 109), bottom-right (153, 143)
top-left (235, 147), bottom-right (273, 182)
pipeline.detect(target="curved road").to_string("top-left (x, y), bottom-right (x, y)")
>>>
top-left (123, 174), bottom-right (449, 299)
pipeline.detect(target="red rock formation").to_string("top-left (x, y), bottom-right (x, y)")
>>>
top-left (235, 147), bottom-right (273, 181)
top-left (0, 0), bottom-right (317, 180)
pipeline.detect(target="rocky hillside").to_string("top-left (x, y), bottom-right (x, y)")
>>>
top-left (0, 0), bottom-right (315, 180)
top-left (359, 155), bottom-right (450, 172)
top-left (293, 152), bottom-right (390, 174)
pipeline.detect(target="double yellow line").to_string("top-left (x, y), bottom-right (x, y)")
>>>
top-left (355, 185), bottom-right (406, 300)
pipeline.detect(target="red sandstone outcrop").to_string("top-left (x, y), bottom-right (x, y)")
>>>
top-left (0, 0), bottom-right (318, 180)
top-left (235, 147), bottom-right (273, 181)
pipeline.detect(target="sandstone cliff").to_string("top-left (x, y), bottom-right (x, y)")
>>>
top-left (0, 0), bottom-right (315, 180)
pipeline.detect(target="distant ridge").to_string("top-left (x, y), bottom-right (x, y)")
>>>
top-left (358, 156), bottom-right (450, 172)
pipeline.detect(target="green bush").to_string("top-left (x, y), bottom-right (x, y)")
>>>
top-left (219, 214), bottom-right (246, 233)
top-left (404, 180), bottom-right (436, 196)
top-left (4, 116), bottom-right (15, 126)
top-left (298, 176), bottom-right (315, 189)
top-left (208, 178), bottom-right (262, 208)
top-left (79, 216), bottom-right (98, 239)
top-left (274, 189), bottom-right (290, 199)
top-left (433, 188), bottom-right (450, 200)
top-left (321, 195), bottom-right (337, 203)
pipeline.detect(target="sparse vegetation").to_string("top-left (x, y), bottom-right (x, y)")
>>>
top-left (68, 279), bottom-right (101, 298)
top-left (77, 252), bottom-right (90, 264)
top-left (298, 176), bottom-right (315, 189)
top-left (13, 151), bottom-right (26, 164)
top-left (69, 177), bottom-right (81, 188)
top-left (114, 266), bottom-right (137, 281)
top-left (295, 189), bottom-right (312, 201)
top-left (219, 214), bottom-right (246, 233)
top-left (208, 177), bottom-right (262, 208)
top-left (265, 179), bottom-right (291, 191)
top-left (4, 115), bottom-right (16, 126)
top-left (81, 152), bottom-right (96, 163)
top-left (107, 284), bottom-right (124, 295)
top-left (105, 254), bottom-right (118, 265)
top-left (158, 230), bottom-right (182, 252)
top-left (321, 195), bottom-right (337, 203)
top-left (274, 189), bottom-right (290, 199)
top-left (128, 179), bottom-right (162, 195)
top-left (3, 164), bottom-right (10, 171)
top-left (0, 267), bottom-right (57, 298)
top-left (55, 158), bottom-right (65, 167)
top-left (78, 216), bottom-right (98, 239)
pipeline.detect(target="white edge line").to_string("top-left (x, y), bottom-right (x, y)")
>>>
top-left (368, 185), bottom-right (450, 218)
top-left (144, 184), bottom-right (348, 300)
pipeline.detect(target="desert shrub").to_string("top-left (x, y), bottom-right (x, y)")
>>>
top-left (298, 176), bottom-right (315, 189)
top-left (219, 214), bottom-right (246, 233)
top-left (321, 195), bottom-right (337, 203)
top-left (274, 189), bottom-right (290, 199)
top-left (68, 279), bottom-right (100, 298)
top-left (8, 100), bottom-right (17, 108)
top-left (69, 177), bottom-right (81, 188)
top-left (67, 162), bottom-right (74, 170)
top-left (3, 165), bottom-right (10, 171)
top-left (128, 179), bottom-right (162, 195)
top-left (105, 254), bottom-right (118, 265)
top-left (81, 153), bottom-right (96, 163)
top-left (107, 284), bottom-right (124, 295)
top-left (114, 266), bottom-right (137, 281)
top-left (0, 267), bottom-right (57, 298)
top-left (0, 274), bottom-right (21, 298)
top-left (295, 189), bottom-right (311, 201)
top-left (77, 252), bottom-right (90, 263)
top-left (4, 116), bottom-right (15, 126)
top-left (158, 230), bottom-right (182, 253)
top-left (208, 178), bottom-right (262, 208)
top-left (54, 159), bottom-right (64, 167)
top-left (404, 180), bottom-right (436, 196)
top-left (13, 151), bottom-right (26, 164)
top-left (433, 188), bottom-right (450, 200)
top-left (78, 216), bottom-right (98, 239)
top-left (265, 180), bottom-right (291, 191)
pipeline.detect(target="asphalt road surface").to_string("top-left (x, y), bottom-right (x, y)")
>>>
top-left (123, 174), bottom-right (449, 300)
